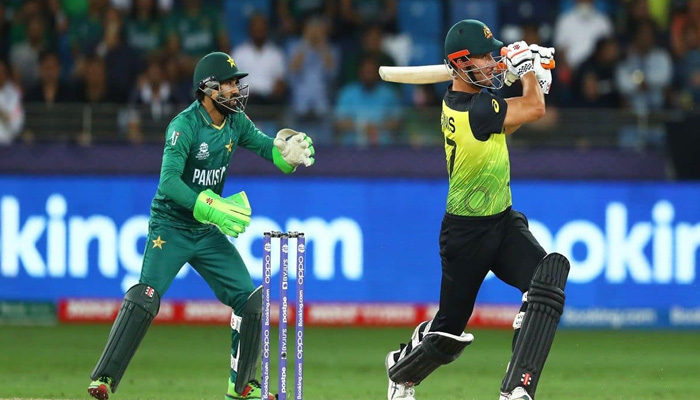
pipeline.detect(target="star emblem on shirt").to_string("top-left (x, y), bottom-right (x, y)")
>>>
top-left (152, 235), bottom-right (166, 249)
top-left (227, 56), bottom-right (235, 67)
top-left (225, 139), bottom-right (234, 153)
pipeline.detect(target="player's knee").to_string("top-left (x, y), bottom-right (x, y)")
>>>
top-left (124, 283), bottom-right (161, 317)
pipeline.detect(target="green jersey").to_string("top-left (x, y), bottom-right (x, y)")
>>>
top-left (150, 101), bottom-right (274, 228)
top-left (441, 89), bottom-right (511, 217)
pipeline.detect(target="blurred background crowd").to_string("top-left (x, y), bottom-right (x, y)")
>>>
top-left (0, 0), bottom-right (698, 167)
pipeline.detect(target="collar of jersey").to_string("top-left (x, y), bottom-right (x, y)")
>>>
top-left (197, 102), bottom-right (227, 131)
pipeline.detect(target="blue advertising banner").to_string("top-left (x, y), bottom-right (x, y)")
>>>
top-left (1, 176), bottom-right (699, 327)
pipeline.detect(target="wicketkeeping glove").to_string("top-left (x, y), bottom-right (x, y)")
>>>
top-left (504, 41), bottom-right (534, 80)
top-left (193, 189), bottom-right (252, 237)
top-left (272, 128), bottom-right (315, 174)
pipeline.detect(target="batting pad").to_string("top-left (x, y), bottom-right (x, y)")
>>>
top-left (234, 286), bottom-right (263, 394)
top-left (501, 252), bottom-right (570, 396)
top-left (389, 331), bottom-right (474, 385)
top-left (91, 284), bottom-right (160, 392)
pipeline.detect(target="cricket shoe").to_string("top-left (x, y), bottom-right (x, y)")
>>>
top-left (225, 378), bottom-right (275, 400)
top-left (386, 350), bottom-right (416, 400)
top-left (499, 387), bottom-right (532, 400)
top-left (87, 376), bottom-right (113, 400)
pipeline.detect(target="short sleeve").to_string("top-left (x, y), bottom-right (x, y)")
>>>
top-left (468, 92), bottom-right (508, 141)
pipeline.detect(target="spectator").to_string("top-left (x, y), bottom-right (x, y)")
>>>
top-left (574, 37), bottom-right (621, 108)
top-left (68, 0), bottom-right (108, 56)
top-left (500, 0), bottom-right (557, 45)
top-left (287, 16), bottom-right (339, 143)
top-left (616, 19), bottom-right (672, 149)
top-left (25, 50), bottom-right (75, 104)
top-left (674, 23), bottom-right (700, 109)
top-left (0, 59), bottom-right (24, 145)
top-left (338, 0), bottom-right (397, 35)
top-left (94, 7), bottom-right (143, 102)
top-left (616, 19), bottom-right (672, 114)
top-left (671, 0), bottom-right (700, 58)
top-left (276, 0), bottom-right (331, 37)
top-left (340, 24), bottom-right (397, 86)
top-left (334, 56), bottom-right (401, 147)
top-left (9, 13), bottom-right (50, 89)
top-left (553, 0), bottom-right (613, 90)
top-left (125, 0), bottom-right (165, 57)
top-left (164, 0), bottom-right (229, 78)
top-left (0, 5), bottom-right (10, 61)
top-left (75, 54), bottom-right (121, 103)
top-left (127, 56), bottom-right (179, 144)
top-left (231, 13), bottom-right (287, 105)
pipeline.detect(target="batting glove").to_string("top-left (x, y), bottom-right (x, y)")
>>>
top-left (504, 41), bottom-right (534, 80)
top-left (530, 44), bottom-right (556, 94)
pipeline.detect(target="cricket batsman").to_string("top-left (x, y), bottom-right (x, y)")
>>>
top-left (384, 20), bottom-right (570, 400)
top-left (87, 51), bottom-right (314, 400)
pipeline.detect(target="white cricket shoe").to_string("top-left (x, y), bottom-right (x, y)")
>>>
top-left (386, 350), bottom-right (416, 400)
top-left (499, 387), bottom-right (532, 400)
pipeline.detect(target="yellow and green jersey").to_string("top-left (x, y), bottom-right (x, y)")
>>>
top-left (441, 89), bottom-right (511, 217)
top-left (151, 101), bottom-right (274, 228)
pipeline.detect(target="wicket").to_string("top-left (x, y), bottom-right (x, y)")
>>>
top-left (262, 231), bottom-right (305, 400)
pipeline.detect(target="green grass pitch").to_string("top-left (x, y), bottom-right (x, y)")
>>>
top-left (0, 325), bottom-right (697, 399)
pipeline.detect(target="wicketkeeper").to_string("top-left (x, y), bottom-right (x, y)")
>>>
top-left (87, 51), bottom-right (315, 400)
top-left (384, 20), bottom-right (569, 400)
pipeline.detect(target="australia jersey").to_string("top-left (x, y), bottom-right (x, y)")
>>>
top-left (441, 89), bottom-right (511, 217)
top-left (150, 101), bottom-right (274, 228)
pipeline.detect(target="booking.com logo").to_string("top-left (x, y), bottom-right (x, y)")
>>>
top-left (0, 194), bottom-right (698, 289)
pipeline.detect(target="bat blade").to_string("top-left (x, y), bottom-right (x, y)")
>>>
top-left (378, 65), bottom-right (452, 84)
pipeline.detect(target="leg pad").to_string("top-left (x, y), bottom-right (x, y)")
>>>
top-left (91, 284), bottom-right (160, 392)
top-left (501, 253), bottom-right (569, 396)
top-left (234, 286), bottom-right (263, 394)
top-left (389, 331), bottom-right (473, 385)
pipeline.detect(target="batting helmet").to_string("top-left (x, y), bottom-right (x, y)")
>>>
top-left (444, 19), bottom-right (505, 89)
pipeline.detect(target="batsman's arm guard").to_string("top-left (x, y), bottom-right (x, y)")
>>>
top-left (234, 286), bottom-right (263, 394)
top-left (501, 253), bottom-right (570, 396)
top-left (91, 284), bottom-right (161, 392)
top-left (388, 331), bottom-right (474, 386)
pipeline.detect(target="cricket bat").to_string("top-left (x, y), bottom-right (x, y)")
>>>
top-left (378, 64), bottom-right (452, 84)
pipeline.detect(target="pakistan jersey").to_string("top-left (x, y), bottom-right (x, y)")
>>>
top-left (441, 89), bottom-right (511, 217)
top-left (150, 101), bottom-right (274, 228)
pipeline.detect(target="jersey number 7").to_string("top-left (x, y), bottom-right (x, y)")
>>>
top-left (445, 138), bottom-right (456, 178)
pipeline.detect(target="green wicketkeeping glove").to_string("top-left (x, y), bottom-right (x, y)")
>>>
top-left (193, 189), bottom-right (252, 237)
top-left (272, 129), bottom-right (315, 174)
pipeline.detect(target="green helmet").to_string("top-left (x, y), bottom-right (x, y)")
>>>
top-left (193, 52), bottom-right (250, 113)
top-left (444, 19), bottom-right (503, 62)
top-left (444, 19), bottom-right (505, 89)
top-left (193, 51), bottom-right (248, 93)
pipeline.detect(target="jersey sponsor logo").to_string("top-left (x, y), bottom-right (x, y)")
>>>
top-left (169, 131), bottom-right (180, 146)
top-left (196, 142), bottom-right (210, 160)
top-left (192, 166), bottom-right (227, 186)
top-left (492, 99), bottom-right (500, 113)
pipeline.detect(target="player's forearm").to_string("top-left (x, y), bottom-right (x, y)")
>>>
top-left (521, 73), bottom-right (545, 117)
top-left (159, 169), bottom-right (198, 210)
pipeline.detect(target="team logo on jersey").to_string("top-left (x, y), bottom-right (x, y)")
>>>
top-left (196, 142), bottom-right (210, 160)
top-left (169, 131), bottom-right (180, 145)
top-left (483, 26), bottom-right (493, 39)
top-left (492, 99), bottom-right (500, 113)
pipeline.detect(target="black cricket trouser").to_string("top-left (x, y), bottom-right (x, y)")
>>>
top-left (431, 207), bottom-right (547, 335)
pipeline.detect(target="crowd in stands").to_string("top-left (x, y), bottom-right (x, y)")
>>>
top-left (0, 0), bottom-right (698, 148)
